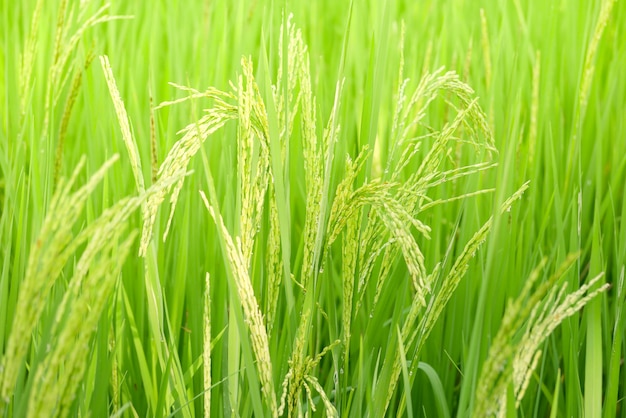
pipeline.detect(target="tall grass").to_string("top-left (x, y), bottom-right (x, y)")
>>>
top-left (1, 0), bottom-right (625, 417)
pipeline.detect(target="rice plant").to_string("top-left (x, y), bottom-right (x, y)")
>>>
top-left (1, 0), bottom-right (624, 417)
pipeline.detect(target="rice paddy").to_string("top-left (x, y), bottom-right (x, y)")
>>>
top-left (1, 0), bottom-right (625, 417)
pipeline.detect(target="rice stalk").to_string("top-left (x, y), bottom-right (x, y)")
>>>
top-left (565, 0), bottom-right (616, 188)
top-left (54, 49), bottom-right (95, 188)
top-left (473, 255), bottom-right (610, 417)
top-left (140, 89), bottom-right (237, 256)
top-left (50, 5), bottom-right (132, 109)
top-left (204, 273), bottom-right (211, 418)
top-left (341, 210), bottom-right (360, 347)
top-left (41, 3), bottom-right (132, 148)
top-left (463, 38), bottom-right (473, 82)
top-left (279, 338), bottom-right (339, 417)
top-left (280, 25), bottom-right (345, 418)
top-left (480, 9), bottom-right (492, 91)
top-left (27, 229), bottom-right (137, 418)
top-left (578, 0), bottom-right (616, 125)
top-left (288, 16), bottom-right (324, 290)
top-left (273, 13), bottom-right (302, 146)
top-left (237, 57), bottom-right (271, 266)
top-left (18, 0), bottom-right (43, 117)
top-left (100, 55), bottom-right (145, 195)
top-left (378, 182), bottom-right (530, 415)
top-left (0, 156), bottom-right (118, 403)
top-left (109, 325), bottom-right (120, 413)
top-left (199, 191), bottom-right (277, 416)
top-left (304, 375), bottom-right (338, 418)
top-left (528, 50), bottom-right (541, 166)
top-left (355, 66), bottom-right (496, 321)
top-left (149, 93), bottom-right (159, 185)
top-left (0, 150), bottom-right (183, 411)
top-left (265, 189), bottom-right (283, 337)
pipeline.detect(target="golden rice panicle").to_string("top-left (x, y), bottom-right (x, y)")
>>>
top-left (356, 238), bottom-right (395, 314)
top-left (302, 340), bottom-right (340, 417)
top-left (411, 99), bottom-right (480, 185)
top-left (51, 0), bottom-right (68, 72)
top-left (3, 154), bottom-right (179, 411)
top-left (373, 193), bottom-right (428, 303)
top-left (385, 67), bottom-right (496, 226)
top-left (328, 146), bottom-right (433, 313)
top-left (0, 156), bottom-right (118, 403)
top-left (410, 69), bottom-right (494, 151)
top-left (199, 192), bottom-right (277, 416)
top-left (50, 185), bottom-right (169, 338)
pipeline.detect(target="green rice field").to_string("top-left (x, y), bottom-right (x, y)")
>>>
top-left (1, 0), bottom-right (625, 416)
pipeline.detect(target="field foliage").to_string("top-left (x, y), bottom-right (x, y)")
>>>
top-left (1, 0), bottom-right (625, 417)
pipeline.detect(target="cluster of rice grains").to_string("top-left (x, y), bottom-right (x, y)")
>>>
top-left (137, 14), bottom-right (521, 416)
top-left (473, 255), bottom-right (609, 417)
top-left (1, 4), bottom-right (613, 417)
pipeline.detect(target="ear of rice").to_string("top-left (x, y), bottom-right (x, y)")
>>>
top-left (237, 57), bottom-right (271, 266)
top-left (54, 50), bottom-right (95, 188)
top-left (18, 0), bottom-right (44, 118)
top-left (565, 0), bottom-right (616, 187)
top-left (304, 375), bottom-right (338, 418)
top-left (0, 154), bottom-right (183, 410)
top-left (27, 229), bottom-right (137, 418)
top-left (99, 55), bottom-right (145, 195)
top-left (378, 182), bottom-right (530, 415)
top-left (341, 210), bottom-right (360, 347)
top-left (199, 191), bottom-right (277, 416)
top-left (265, 189), bottom-right (282, 337)
top-left (473, 256), bottom-right (609, 417)
top-left (140, 94), bottom-right (237, 256)
top-left (0, 156), bottom-right (118, 403)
